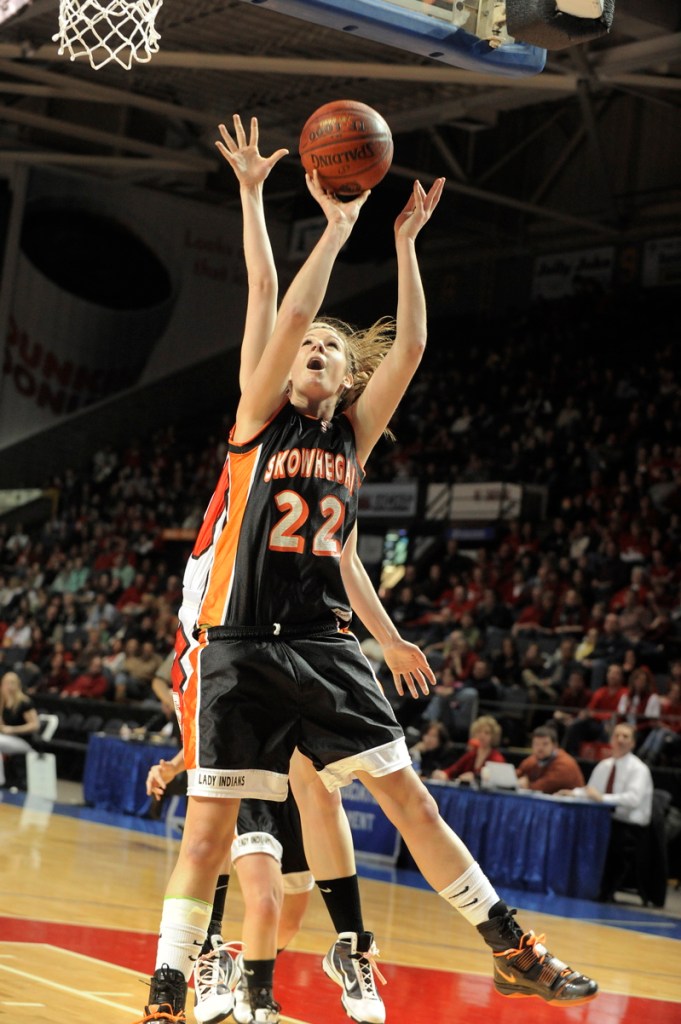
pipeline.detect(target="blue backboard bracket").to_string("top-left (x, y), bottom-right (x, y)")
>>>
top-left (241, 0), bottom-right (547, 77)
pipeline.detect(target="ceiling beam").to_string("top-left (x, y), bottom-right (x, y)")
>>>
top-left (0, 58), bottom-right (219, 127)
top-left (389, 162), bottom-right (619, 236)
top-left (0, 151), bottom-right (209, 171)
top-left (0, 104), bottom-right (213, 168)
top-left (592, 33), bottom-right (681, 74)
top-left (0, 45), bottom-right (580, 88)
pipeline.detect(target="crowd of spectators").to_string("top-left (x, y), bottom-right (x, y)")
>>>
top-left (1, 286), bottom-right (680, 781)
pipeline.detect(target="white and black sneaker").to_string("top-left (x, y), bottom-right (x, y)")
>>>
top-left (322, 931), bottom-right (386, 1024)
top-left (232, 954), bottom-right (251, 1024)
top-left (192, 936), bottom-right (240, 1024)
top-left (232, 954), bottom-right (281, 1024)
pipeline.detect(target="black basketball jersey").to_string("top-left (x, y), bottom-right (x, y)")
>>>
top-left (197, 402), bottom-right (364, 629)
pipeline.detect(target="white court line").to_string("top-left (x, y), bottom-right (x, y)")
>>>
top-left (2, 1002), bottom-right (46, 1007)
top-left (0, 963), bottom-right (139, 1014)
top-left (1, 944), bottom-right (313, 1023)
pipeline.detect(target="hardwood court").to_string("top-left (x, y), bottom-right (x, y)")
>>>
top-left (1, 798), bottom-right (680, 1024)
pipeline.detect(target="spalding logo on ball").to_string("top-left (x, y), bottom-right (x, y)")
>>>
top-left (299, 100), bottom-right (394, 196)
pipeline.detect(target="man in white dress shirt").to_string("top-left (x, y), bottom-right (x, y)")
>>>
top-left (559, 722), bottom-right (654, 901)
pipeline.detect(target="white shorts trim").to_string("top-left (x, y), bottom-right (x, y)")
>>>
top-left (318, 737), bottom-right (412, 792)
top-left (231, 831), bottom-right (283, 864)
top-left (283, 870), bottom-right (315, 895)
top-left (187, 767), bottom-right (288, 800)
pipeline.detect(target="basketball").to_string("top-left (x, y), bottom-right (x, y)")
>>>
top-left (299, 100), bottom-right (394, 196)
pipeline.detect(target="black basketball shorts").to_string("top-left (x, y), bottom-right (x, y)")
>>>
top-left (234, 794), bottom-right (313, 894)
top-left (183, 629), bottom-right (410, 800)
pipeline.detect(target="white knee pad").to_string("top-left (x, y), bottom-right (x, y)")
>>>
top-left (231, 831), bottom-right (283, 865)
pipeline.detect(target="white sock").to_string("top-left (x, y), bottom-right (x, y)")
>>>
top-left (155, 897), bottom-right (212, 978)
top-left (439, 862), bottom-right (500, 927)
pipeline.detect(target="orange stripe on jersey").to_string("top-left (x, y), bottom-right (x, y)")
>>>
top-left (192, 460), bottom-right (230, 560)
top-left (181, 629), bottom-right (205, 770)
top-left (199, 446), bottom-right (260, 626)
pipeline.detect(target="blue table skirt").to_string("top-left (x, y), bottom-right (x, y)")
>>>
top-left (409, 782), bottom-right (612, 900)
top-left (83, 735), bottom-right (611, 900)
top-left (83, 734), bottom-right (181, 817)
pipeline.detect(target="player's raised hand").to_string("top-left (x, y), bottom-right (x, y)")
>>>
top-left (394, 177), bottom-right (445, 241)
top-left (216, 114), bottom-right (289, 188)
top-left (305, 170), bottom-right (371, 231)
top-left (382, 638), bottom-right (436, 699)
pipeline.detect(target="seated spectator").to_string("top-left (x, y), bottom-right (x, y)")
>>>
top-left (62, 655), bottom-right (110, 699)
top-left (617, 666), bottom-right (661, 746)
top-left (553, 589), bottom-right (587, 638)
top-left (475, 588), bottom-right (513, 632)
top-left (581, 612), bottom-right (630, 688)
top-left (432, 715), bottom-right (505, 784)
top-left (520, 641), bottom-right (553, 706)
top-left (491, 635), bottom-right (521, 688)
top-left (30, 650), bottom-right (73, 694)
top-left (617, 588), bottom-right (652, 647)
top-left (408, 721), bottom-right (457, 779)
top-left (558, 723), bottom-right (653, 903)
top-left (563, 663), bottom-right (628, 756)
top-left (3, 614), bottom-right (32, 653)
top-left (463, 656), bottom-right (500, 706)
top-left (424, 629), bottom-right (477, 679)
top-left (540, 637), bottom-right (578, 696)
top-left (516, 726), bottom-right (584, 793)
top-left (637, 680), bottom-right (681, 765)
top-left (0, 670), bottom-right (40, 789)
top-left (549, 669), bottom-right (591, 741)
top-left (84, 591), bottom-right (120, 633)
top-left (114, 639), bottom-right (163, 702)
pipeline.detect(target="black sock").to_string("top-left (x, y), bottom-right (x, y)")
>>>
top-left (200, 873), bottom-right (229, 955)
top-left (316, 875), bottom-right (364, 935)
top-left (243, 958), bottom-right (275, 991)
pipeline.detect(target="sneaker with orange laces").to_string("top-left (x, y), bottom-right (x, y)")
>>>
top-left (133, 964), bottom-right (188, 1022)
top-left (477, 907), bottom-right (598, 1006)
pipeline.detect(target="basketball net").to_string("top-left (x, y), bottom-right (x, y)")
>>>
top-left (53, 0), bottom-right (163, 70)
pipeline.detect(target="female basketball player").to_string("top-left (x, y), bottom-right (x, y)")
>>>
top-left (137, 125), bottom-right (598, 1024)
top-left (137, 115), bottom-right (433, 1024)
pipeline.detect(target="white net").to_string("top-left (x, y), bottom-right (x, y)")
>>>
top-left (53, 0), bottom-right (164, 70)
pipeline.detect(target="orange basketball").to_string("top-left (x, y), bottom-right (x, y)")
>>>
top-left (299, 100), bottom-right (394, 196)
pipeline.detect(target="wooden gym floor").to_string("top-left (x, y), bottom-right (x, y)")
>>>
top-left (1, 792), bottom-right (680, 1024)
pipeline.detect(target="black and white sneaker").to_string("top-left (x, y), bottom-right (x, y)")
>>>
top-left (322, 931), bottom-right (386, 1024)
top-left (135, 963), bottom-right (187, 1022)
top-left (478, 908), bottom-right (598, 1005)
top-left (232, 955), bottom-right (280, 1024)
top-left (193, 937), bottom-right (240, 1024)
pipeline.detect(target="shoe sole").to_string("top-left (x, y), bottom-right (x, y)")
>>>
top-left (193, 1009), bottom-right (234, 1024)
top-left (193, 996), bottom-right (234, 1024)
top-left (494, 979), bottom-right (598, 1006)
top-left (321, 957), bottom-right (385, 1024)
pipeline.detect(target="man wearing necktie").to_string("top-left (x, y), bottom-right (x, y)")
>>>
top-left (558, 723), bottom-right (654, 902)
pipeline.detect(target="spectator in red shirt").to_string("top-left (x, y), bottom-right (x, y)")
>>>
top-left (432, 715), bottom-right (506, 784)
top-left (517, 726), bottom-right (585, 793)
top-left (563, 663), bottom-right (627, 755)
top-left (61, 655), bottom-right (109, 699)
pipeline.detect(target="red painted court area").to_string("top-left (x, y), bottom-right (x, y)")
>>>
top-left (2, 916), bottom-right (678, 1024)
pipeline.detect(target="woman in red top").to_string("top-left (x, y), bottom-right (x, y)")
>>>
top-left (433, 715), bottom-right (506, 783)
top-left (617, 665), bottom-right (661, 745)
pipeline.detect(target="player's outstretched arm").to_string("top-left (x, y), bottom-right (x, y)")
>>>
top-left (349, 177), bottom-right (445, 464)
top-left (215, 114), bottom-right (288, 391)
top-left (235, 172), bottom-right (369, 439)
top-left (340, 525), bottom-right (435, 699)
